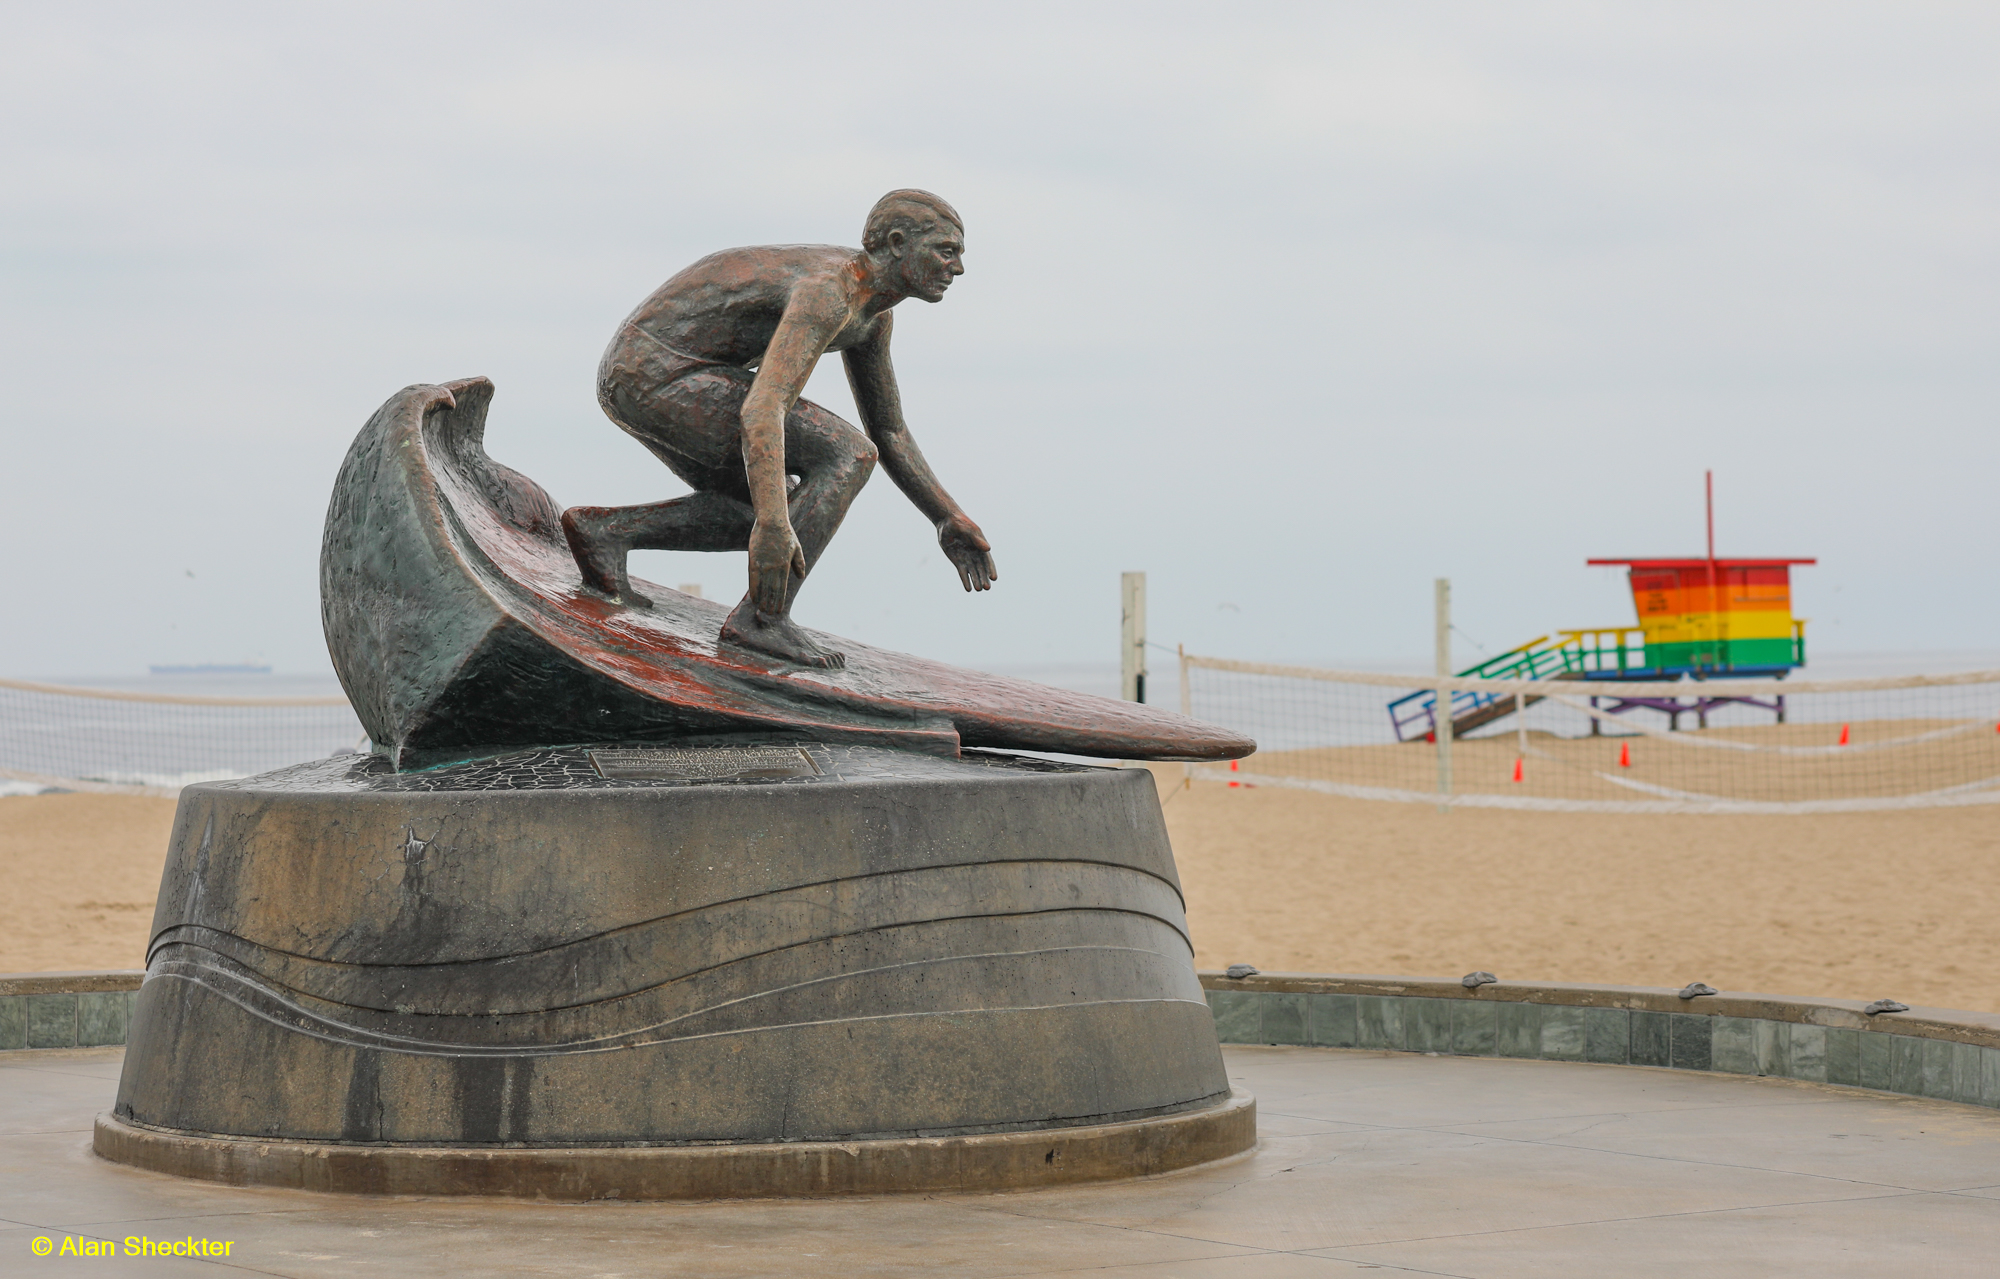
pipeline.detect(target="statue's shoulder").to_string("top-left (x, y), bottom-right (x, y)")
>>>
top-left (662, 243), bottom-right (860, 290)
top-left (622, 246), bottom-right (865, 335)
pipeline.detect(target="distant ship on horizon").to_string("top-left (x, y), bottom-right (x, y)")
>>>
top-left (148, 663), bottom-right (274, 676)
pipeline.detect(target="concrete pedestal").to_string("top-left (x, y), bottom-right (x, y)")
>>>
top-left (101, 743), bottom-right (1248, 1196)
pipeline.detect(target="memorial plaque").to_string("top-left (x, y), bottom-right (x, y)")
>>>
top-left (588, 745), bottom-right (820, 782)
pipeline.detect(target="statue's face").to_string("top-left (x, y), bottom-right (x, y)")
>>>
top-left (891, 224), bottom-right (965, 303)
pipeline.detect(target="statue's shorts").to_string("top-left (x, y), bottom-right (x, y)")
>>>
top-left (596, 322), bottom-right (748, 494)
top-left (596, 323), bottom-right (870, 499)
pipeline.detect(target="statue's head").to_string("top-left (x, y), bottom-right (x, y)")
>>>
top-left (863, 190), bottom-right (964, 303)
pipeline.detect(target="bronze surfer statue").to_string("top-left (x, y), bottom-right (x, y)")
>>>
top-left (562, 189), bottom-right (996, 670)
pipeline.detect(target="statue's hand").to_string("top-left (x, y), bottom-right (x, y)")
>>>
top-left (747, 516), bottom-right (807, 615)
top-left (938, 513), bottom-right (997, 592)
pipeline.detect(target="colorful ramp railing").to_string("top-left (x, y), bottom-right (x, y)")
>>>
top-left (1388, 630), bottom-right (1652, 742)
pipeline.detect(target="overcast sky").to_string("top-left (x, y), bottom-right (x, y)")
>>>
top-left (2, 2), bottom-right (1995, 678)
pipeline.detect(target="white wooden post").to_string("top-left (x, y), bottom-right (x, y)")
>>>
top-left (1435, 577), bottom-right (1453, 810)
top-left (1121, 572), bottom-right (1147, 704)
top-left (1179, 643), bottom-right (1193, 790)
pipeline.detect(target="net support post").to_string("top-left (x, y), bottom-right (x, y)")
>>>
top-left (1121, 572), bottom-right (1147, 704)
top-left (1178, 644), bottom-right (1193, 790)
top-left (1435, 577), bottom-right (1453, 811)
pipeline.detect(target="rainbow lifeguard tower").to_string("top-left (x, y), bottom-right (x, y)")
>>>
top-left (1562, 553), bottom-right (1814, 733)
top-left (1389, 474), bottom-right (1815, 740)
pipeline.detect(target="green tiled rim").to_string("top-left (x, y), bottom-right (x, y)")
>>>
top-left (1, 990), bottom-right (138, 1051)
top-left (1201, 973), bottom-right (2000, 1111)
top-left (7, 964), bottom-right (2000, 1117)
top-left (0, 972), bottom-right (143, 1052)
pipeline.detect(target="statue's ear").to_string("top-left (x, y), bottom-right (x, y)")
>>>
top-left (885, 228), bottom-right (906, 255)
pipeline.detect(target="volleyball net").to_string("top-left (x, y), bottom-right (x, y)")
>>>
top-left (1179, 655), bottom-right (2000, 813)
top-left (0, 679), bottom-right (365, 796)
top-left (11, 661), bottom-right (1999, 812)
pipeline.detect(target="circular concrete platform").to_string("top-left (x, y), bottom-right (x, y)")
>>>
top-left (14, 1045), bottom-right (2000, 1276)
top-left (91, 1092), bottom-right (1257, 1200)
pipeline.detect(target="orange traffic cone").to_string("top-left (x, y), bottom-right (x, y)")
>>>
top-left (1838, 723), bottom-right (1850, 746)
top-left (1228, 758), bottom-right (1240, 788)
top-left (1618, 740), bottom-right (1631, 768)
top-left (1512, 757), bottom-right (1524, 783)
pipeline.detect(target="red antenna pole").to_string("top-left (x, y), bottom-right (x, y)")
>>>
top-left (1706, 469), bottom-right (1715, 561)
top-left (1706, 469), bottom-right (1719, 668)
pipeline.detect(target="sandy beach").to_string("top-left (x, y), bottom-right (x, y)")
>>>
top-left (5, 776), bottom-right (1996, 1013)
top-left (1, 794), bottom-right (177, 976)
top-left (1154, 765), bottom-right (2000, 1014)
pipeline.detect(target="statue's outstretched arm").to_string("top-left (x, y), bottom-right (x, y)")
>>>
top-left (844, 318), bottom-right (996, 592)
top-left (741, 280), bottom-right (844, 613)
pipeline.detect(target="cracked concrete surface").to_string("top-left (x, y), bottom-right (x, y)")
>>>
top-left (4, 1044), bottom-right (1999, 1277)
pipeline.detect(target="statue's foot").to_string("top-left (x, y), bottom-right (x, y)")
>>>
top-left (720, 600), bottom-right (846, 670)
top-left (561, 509), bottom-right (652, 607)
